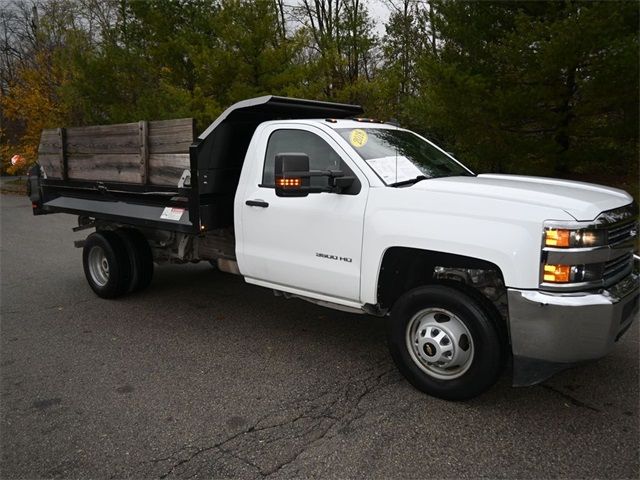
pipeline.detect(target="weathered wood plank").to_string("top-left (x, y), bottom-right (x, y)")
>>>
top-left (38, 129), bottom-right (63, 177)
top-left (149, 130), bottom-right (193, 142)
top-left (148, 118), bottom-right (194, 134)
top-left (38, 118), bottom-right (194, 184)
top-left (38, 153), bottom-right (63, 178)
top-left (149, 153), bottom-right (190, 167)
top-left (65, 132), bottom-right (140, 154)
top-left (148, 153), bottom-right (190, 186)
top-left (148, 118), bottom-right (194, 154)
top-left (67, 154), bottom-right (140, 169)
top-left (38, 129), bottom-right (62, 155)
top-left (148, 128), bottom-right (193, 140)
top-left (148, 128), bottom-right (193, 141)
top-left (67, 167), bottom-right (142, 183)
top-left (38, 153), bottom-right (61, 164)
top-left (149, 139), bottom-right (194, 154)
top-left (65, 123), bottom-right (139, 137)
top-left (40, 128), bottom-right (59, 139)
top-left (139, 120), bottom-right (149, 184)
top-left (148, 167), bottom-right (189, 186)
top-left (58, 128), bottom-right (67, 180)
top-left (67, 154), bottom-right (142, 183)
top-left (149, 118), bottom-right (195, 154)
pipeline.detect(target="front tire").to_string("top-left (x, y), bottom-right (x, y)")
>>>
top-left (82, 231), bottom-right (131, 298)
top-left (387, 285), bottom-right (505, 400)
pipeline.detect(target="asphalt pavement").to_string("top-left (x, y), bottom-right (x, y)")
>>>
top-left (1, 193), bottom-right (638, 479)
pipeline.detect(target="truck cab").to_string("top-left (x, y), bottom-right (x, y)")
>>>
top-left (30, 96), bottom-right (639, 400)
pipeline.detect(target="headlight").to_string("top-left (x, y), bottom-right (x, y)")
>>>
top-left (541, 208), bottom-right (636, 290)
top-left (544, 228), bottom-right (607, 248)
top-left (542, 263), bottom-right (604, 283)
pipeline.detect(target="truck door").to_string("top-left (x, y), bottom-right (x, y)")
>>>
top-left (239, 125), bottom-right (368, 303)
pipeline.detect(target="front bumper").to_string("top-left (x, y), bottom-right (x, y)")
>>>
top-left (508, 273), bottom-right (639, 386)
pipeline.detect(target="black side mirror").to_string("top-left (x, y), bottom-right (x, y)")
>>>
top-left (274, 153), bottom-right (357, 197)
top-left (275, 153), bottom-right (311, 197)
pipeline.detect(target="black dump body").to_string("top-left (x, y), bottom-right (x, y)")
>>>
top-left (33, 96), bottom-right (363, 234)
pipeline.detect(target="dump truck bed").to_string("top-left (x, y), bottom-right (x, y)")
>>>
top-left (34, 96), bottom-right (363, 233)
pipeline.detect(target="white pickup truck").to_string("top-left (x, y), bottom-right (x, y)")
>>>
top-left (29, 96), bottom-right (639, 400)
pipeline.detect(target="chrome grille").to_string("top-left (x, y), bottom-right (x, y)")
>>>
top-left (607, 220), bottom-right (638, 246)
top-left (603, 252), bottom-right (633, 284)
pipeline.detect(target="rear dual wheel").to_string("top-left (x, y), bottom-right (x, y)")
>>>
top-left (116, 228), bottom-right (154, 293)
top-left (83, 229), bottom-right (153, 298)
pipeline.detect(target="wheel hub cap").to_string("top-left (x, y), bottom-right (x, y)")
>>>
top-left (88, 246), bottom-right (110, 287)
top-left (406, 308), bottom-right (474, 380)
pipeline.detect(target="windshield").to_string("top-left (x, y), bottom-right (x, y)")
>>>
top-left (337, 128), bottom-right (473, 186)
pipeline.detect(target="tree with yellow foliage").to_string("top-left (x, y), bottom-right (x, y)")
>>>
top-left (1, 50), bottom-right (70, 174)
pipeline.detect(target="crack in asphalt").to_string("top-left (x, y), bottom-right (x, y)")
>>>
top-left (541, 385), bottom-right (602, 413)
top-left (151, 363), bottom-right (398, 478)
top-left (261, 367), bottom-right (398, 479)
top-left (157, 429), bottom-right (248, 479)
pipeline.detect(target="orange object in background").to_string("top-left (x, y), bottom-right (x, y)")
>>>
top-left (10, 154), bottom-right (25, 167)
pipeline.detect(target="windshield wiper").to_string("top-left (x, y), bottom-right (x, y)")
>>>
top-left (389, 175), bottom-right (428, 187)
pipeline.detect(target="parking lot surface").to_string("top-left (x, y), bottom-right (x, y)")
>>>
top-left (1, 193), bottom-right (638, 479)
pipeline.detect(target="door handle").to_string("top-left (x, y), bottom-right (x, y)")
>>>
top-left (245, 199), bottom-right (269, 208)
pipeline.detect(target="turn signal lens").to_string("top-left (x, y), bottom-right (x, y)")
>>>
top-left (543, 264), bottom-right (571, 283)
top-left (545, 229), bottom-right (571, 247)
top-left (276, 177), bottom-right (301, 187)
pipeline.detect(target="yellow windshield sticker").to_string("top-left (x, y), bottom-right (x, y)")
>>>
top-left (349, 129), bottom-right (368, 148)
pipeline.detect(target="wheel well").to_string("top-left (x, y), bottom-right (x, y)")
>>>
top-left (377, 247), bottom-right (508, 323)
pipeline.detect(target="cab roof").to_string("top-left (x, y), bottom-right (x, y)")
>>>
top-left (305, 118), bottom-right (393, 130)
top-left (197, 95), bottom-right (364, 141)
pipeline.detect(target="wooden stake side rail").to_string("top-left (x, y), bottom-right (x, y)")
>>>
top-left (37, 118), bottom-right (195, 187)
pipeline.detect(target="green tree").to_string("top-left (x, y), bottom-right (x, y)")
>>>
top-left (1, 0), bottom-right (637, 193)
top-left (406, 1), bottom-right (639, 180)
top-left (375, 0), bottom-right (427, 121)
top-left (0, 0), bottom-right (95, 172)
top-left (295, 0), bottom-right (378, 103)
top-left (66, 0), bottom-right (309, 128)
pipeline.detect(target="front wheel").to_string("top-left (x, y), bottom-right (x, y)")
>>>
top-left (387, 285), bottom-right (505, 400)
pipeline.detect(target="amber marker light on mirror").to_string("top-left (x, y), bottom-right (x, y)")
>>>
top-left (276, 178), bottom-right (301, 187)
top-left (543, 264), bottom-right (571, 283)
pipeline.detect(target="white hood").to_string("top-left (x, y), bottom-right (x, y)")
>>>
top-left (413, 174), bottom-right (633, 221)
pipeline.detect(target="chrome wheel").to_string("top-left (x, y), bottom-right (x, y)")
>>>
top-left (405, 307), bottom-right (474, 380)
top-left (88, 246), bottom-right (110, 287)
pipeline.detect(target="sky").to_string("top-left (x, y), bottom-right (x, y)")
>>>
top-left (370, 0), bottom-right (391, 36)
top-left (282, 0), bottom-right (391, 37)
